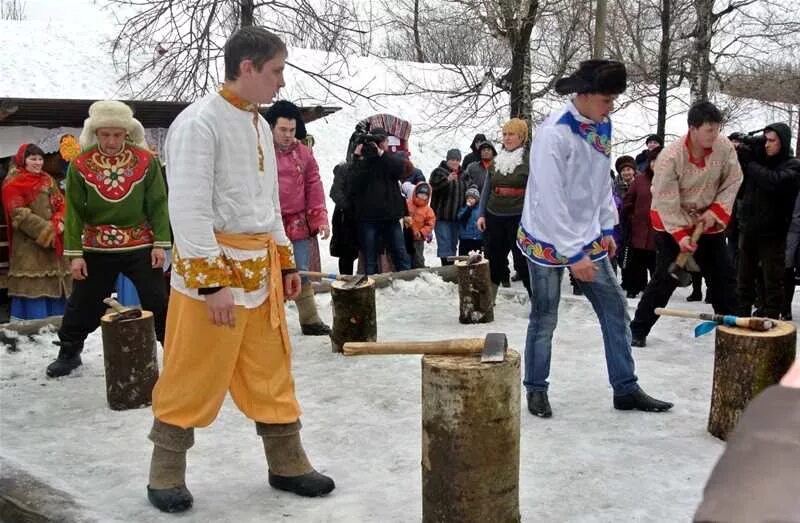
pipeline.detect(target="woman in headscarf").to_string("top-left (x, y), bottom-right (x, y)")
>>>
top-left (1, 143), bottom-right (71, 319)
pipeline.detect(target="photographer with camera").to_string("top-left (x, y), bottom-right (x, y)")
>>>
top-left (348, 127), bottom-right (411, 275)
top-left (735, 123), bottom-right (800, 319)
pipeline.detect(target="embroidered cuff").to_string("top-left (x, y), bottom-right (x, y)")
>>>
top-left (277, 244), bottom-right (296, 270)
top-left (173, 255), bottom-right (234, 289)
top-left (671, 227), bottom-right (693, 243)
top-left (63, 249), bottom-right (84, 259)
top-left (707, 202), bottom-right (731, 226)
top-left (601, 229), bottom-right (614, 238)
top-left (153, 241), bottom-right (172, 249)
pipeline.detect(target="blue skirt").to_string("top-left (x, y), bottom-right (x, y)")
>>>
top-left (10, 296), bottom-right (67, 320)
top-left (115, 275), bottom-right (141, 307)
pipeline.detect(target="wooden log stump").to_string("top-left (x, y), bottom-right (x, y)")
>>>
top-left (421, 350), bottom-right (520, 523)
top-left (330, 278), bottom-right (376, 353)
top-left (456, 259), bottom-right (494, 324)
top-left (100, 310), bottom-right (159, 411)
top-left (708, 321), bottom-right (796, 440)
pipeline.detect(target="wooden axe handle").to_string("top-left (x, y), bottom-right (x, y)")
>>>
top-left (675, 223), bottom-right (706, 266)
top-left (343, 338), bottom-right (485, 356)
top-left (298, 271), bottom-right (346, 280)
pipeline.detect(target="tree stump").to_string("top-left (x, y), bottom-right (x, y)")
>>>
top-left (421, 350), bottom-right (520, 523)
top-left (330, 278), bottom-right (377, 353)
top-left (456, 259), bottom-right (494, 324)
top-left (100, 310), bottom-right (159, 411)
top-left (708, 321), bottom-right (796, 440)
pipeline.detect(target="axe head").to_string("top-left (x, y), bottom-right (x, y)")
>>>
top-left (667, 261), bottom-right (693, 287)
top-left (481, 333), bottom-right (507, 363)
top-left (341, 273), bottom-right (368, 290)
top-left (466, 253), bottom-right (484, 265)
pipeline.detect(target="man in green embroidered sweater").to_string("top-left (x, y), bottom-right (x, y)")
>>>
top-left (46, 100), bottom-right (171, 378)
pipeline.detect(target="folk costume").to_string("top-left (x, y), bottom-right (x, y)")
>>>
top-left (265, 100), bottom-right (331, 336)
top-left (517, 60), bottom-right (673, 417)
top-left (1, 144), bottom-right (71, 319)
top-left (147, 86), bottom-right (333, 514)
top-left (629, 132), bottom-right (742, 345)
top-left (47, 101), bottom-right (170, 378)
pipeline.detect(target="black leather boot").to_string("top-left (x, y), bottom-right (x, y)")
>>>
top-left (614, 388), bottom-right (673, 412)
top-left (45, 340), bottom-right (83, 378)
top-left (526, 391), bottom-right (552, 418)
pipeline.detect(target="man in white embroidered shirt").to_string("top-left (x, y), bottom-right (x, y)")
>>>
top-left (516, 60), bottom-right (673, 418)
top-left (145, 27), bottom-right (334, 514)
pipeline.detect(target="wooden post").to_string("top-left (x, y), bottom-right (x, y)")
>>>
top-left (421, 350), bottom-right (520, 523)
top-left (456, 259), bottom-right (494, 324)
top-left (708, 321), bottom-right (796, 440)
top-left (330, 278), bottom-right (376, 353)
top-left (99, 310), bottom-right (159, 411)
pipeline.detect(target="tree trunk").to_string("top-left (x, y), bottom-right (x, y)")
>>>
top-left (421, 350), bottom-right (521, 523)
top-left (330, 278), bottom-right (377, 353)
top-left (592, 0), bottom-right (607, 58)
top-left (413, 0), bottom-right (425, 63)
top-left (708, 321), bottom-right (796, 440)
top-left (656, 0), bottom-right (671, 137)
top-left (508, 40), bottom-right (532, 122)
top-left (689, 0), bottom-right (713, 103)
top-left (240, 0), bottom-right (255, 27)
top-left (457, 259), bottom-right (494, 324)
top-left (100, 310), bottom-right (160, 411)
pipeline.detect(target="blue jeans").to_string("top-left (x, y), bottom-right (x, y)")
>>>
top-left (434, 220), bottom-right (459, 257)
top-left (523, 257), bottom-right (639, 396)
top-left (357, 220), bottom-right (411, 275)
top-left (292, 238), bottom-right (311, 283)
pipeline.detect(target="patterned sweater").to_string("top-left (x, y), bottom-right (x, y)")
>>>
top-left (63, 144), bottom-right (171, 258)
top-left (650, 135), bottom-right (742, 242)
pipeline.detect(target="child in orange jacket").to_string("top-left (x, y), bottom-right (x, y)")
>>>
top-left (405, 182), bottom-right (436, 268)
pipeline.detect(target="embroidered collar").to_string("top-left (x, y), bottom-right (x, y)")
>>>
top-left (219, 85), bottom-right (258, 112)
top-left (684, 135), bottom-right (713, 168)
top-left (557, 101), bottom-right (612, 157)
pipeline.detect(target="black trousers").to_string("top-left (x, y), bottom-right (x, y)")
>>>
top-left (484, 213), bottom-right (530, 295)
top-left (630, 232), bottom-right (737, 338)
top-left (623, 247), bottom-right (656, 295)
top-left (737, 234), bottom-right (786, 319)
top-left (58, 249), bottom-right (168, 351)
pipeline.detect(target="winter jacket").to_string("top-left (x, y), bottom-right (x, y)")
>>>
top-left (623, 173), bottom-right (657, 251)
top-left (275, 140), bottom-right (328, 241)
top-left (478, 147), bottom-right (529, 218)
top-left (457, 203), bottom-right (482, 241)
top-left (329, 163), bottom-right (358, 258)
top-left (737, 122), bottom-right (800, 239)
top-left (349, 151), bottom-right (407, 221)
top-left (461, 133), bottom-right (486, 171)
top-left (429, 161), bottom-right (467, 222)
top-left (463, 159), bottom-right (490, 192)
top-left (405, 182), bottom-right (435, 240)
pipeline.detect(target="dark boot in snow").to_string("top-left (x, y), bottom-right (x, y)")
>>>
top-left (630, 335), bottom-right (646, 348)
top-left (147, 419), bottom-right (194, 513)
top-left (257, 421), bottom-right (335, 497)
top-left (296, 283), bottom-right (331, 336)
top-left (527, 391), bottom-right (552, 418)
top-left (614, 388), bottom-right (673, 412)
top-left (46, 340), bottom-right (83, 378)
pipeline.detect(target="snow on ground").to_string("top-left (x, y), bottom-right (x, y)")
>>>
top-left (6, 273), bottom-right (793, 522)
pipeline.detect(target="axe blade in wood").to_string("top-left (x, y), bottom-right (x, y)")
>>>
top-left (103, 297), bottom-right (142, 322)
top-left (342, 333), bottom-right (508, 363)
top-left (340, 273), bottom-right (367, 290)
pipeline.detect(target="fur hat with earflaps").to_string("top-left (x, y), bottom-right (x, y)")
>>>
top-left (79, 100), bottom-right (147, 150)
top-left (555, 60), bottom-right (627, 96)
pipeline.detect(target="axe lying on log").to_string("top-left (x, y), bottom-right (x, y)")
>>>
top-left (655, 307), bottom-right (775, 337)
top-left (668, 223), bottom-right (704, 287)
top-left (343, 333), bottom-right (507, 362)
top-left (446, 253), bottom-right (484, 265)
top-left (298, 271), bottom-right (368, 290)
top-left (102, 297), bottom-right (143, 322)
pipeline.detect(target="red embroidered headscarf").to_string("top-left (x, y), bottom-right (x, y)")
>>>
top-left (1, 143), bottom-right (66, 255)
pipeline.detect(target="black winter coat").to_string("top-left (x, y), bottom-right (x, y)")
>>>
top-left (429, 162), bottom-right (467, 222)
top-left (737, 123), bottom-right (800, 238)
top-left (329, 163), bottom-right (359, 258)
top-left (348, 152), bottom-right (407, 221)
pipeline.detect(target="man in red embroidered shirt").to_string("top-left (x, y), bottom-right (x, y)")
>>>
top-left (630, 101), bottom-right (742, 347)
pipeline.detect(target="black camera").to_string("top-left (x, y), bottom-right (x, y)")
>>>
top-left (355, 133), bottom-right (382, 159)
top-left (735, 129), bottom-right (767, 165)
top-left (739, 131), bottom-right (766, 151)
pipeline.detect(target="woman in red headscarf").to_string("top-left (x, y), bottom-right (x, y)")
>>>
top-left (1, 143), bottom-right (71, 319)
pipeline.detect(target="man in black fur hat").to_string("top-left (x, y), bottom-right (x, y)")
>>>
top-left (517, 59), bottom-right (673, 418)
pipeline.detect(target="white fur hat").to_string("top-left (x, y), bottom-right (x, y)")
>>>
top-left (79, 100), bottom-right (147, 150)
